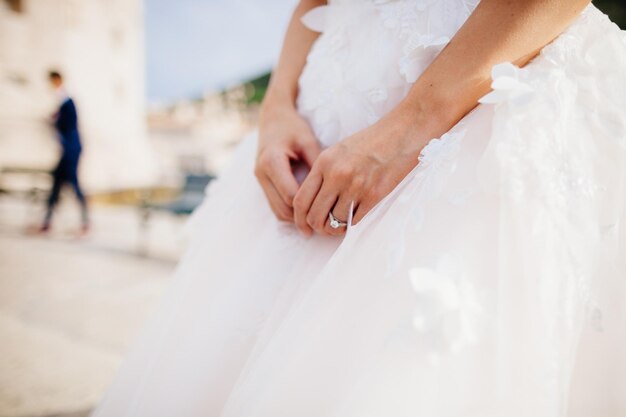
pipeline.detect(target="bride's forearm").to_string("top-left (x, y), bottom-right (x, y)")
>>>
top-left (262, 0), bottom-right (326, 112)
top-left (398, 0), bottom-right (591, 146)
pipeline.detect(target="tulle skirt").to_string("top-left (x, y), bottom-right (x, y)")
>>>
top-left (92, 5), bottom-right (626, 417)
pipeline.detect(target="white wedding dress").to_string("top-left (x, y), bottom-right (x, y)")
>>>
top-left (92, 1), bottom-right (626, 416)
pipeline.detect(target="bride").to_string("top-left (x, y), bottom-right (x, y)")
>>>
top-left (92, 0), bottom-right (626, 416)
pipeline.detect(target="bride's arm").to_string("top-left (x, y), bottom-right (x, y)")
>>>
top-left (293, 0), bottom-right (591, 236)
top-left (263, 0), bottom-right (326, 109)
top-left (255, 0), bottom-right (326, 222)
top-left (399, 0), bottom-right (592, 141)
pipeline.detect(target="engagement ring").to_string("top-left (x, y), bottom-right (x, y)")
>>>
top-left (328, 212), bottom-right (348, 229)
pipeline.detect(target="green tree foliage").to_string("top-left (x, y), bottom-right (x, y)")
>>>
top-left (245, 72), bottom-right (271, 105)
top-left (594, 0), bottom-right (626, 28)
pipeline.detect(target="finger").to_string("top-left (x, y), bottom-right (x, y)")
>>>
top-left (306, 180), bottom-right (339, 235)
top-left (297, 135), bottom-right (322, 168)
top-left (266, 152), bottom-right (300, 207)
top-left (324, 194), bottom-right (356, 236)
top-left (258, 174), bottom-right (294, 222)
top-left (293, 169), bottom-right (323, 235)
top-left (352, 199), bottom-right (375, 225)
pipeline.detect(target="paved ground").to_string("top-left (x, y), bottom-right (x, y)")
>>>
top-left (0, 196), bottom-right (187, 417)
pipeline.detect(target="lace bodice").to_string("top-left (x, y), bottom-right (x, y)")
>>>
top-left (296, 0), bottom-right (480, 147)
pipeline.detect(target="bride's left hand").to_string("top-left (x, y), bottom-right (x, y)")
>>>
top-left (292, 107), bottom-right (429, 236)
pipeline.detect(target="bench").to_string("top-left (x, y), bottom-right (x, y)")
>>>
top-left (137, 173), bottom-right (215, 254)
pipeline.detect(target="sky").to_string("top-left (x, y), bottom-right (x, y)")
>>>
top-left (144, 0), bottom-right (297, 104)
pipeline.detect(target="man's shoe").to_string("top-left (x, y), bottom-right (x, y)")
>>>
top-left (26, 224), bottom-right (51, 235)
top-left (77, 224), bottom-right (90, 238)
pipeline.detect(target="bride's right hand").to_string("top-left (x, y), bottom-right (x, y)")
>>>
top-left (255, 101), bottom-right (322, 223)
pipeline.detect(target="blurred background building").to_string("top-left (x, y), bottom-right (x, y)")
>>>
top-left (0, 0), bottom-right (292, 194)
top-left (0, 0), bottom-right (157, 191)
top-left (0, 1), bottom-right (624, 416)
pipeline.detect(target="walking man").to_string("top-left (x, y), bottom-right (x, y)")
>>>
top-left (39, 70), bottom-right (89, 234)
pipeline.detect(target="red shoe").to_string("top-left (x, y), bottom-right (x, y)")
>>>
top-left (77, 224), bottom-right (90, 238)
top-left (26, 224), bottom-right (51, 235)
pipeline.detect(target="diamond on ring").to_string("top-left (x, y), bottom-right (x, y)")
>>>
top-left (328, 212), bottom-right (347, 229)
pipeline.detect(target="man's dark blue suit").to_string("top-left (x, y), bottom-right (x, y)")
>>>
top-left (44, 97), bottom-right (88, 227)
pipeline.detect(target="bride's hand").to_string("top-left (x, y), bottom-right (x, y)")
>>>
top-left (255, 102), bottom-right (322, 222)
top-left (293, 106), bottom-right (429, 236)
